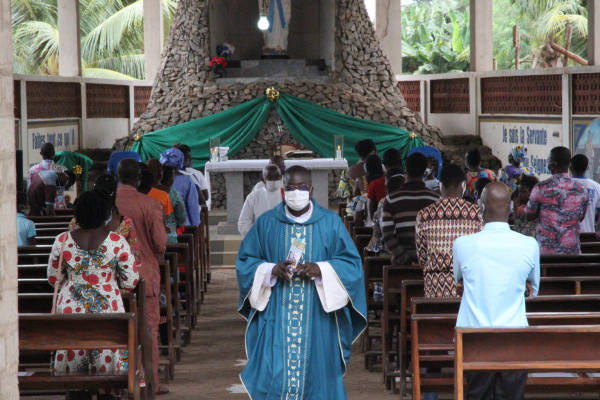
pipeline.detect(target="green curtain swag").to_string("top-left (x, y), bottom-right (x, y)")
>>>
top-left (55, 151), bottom-right (94, 192)
top-left (131, 92), bottom-right (425, 169)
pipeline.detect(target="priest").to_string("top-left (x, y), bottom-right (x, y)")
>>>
top-left (236, 165), bottom-right (367, 399)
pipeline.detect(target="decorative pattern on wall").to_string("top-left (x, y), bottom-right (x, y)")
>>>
top-left (481, 75), bottom-right (562, 115)
top-left (86, 84), bottom-right (129, 118)
top-left (26, 81), bottom-right (81, 120)
top-left (134, 86), bottom-right (152, 118)
top-left (399, 81), bottom-right (421, 113)
top-left (430, 78), bottom-right (470, 114)
top-left (572, 73), bottom-right (600, 115)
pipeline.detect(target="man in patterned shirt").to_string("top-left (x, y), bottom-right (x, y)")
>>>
top-left (524, 146), bottom-right (589, 255)
top-left (416, 164), bottom-right (484, 297)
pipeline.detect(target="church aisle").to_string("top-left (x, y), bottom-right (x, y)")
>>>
top-left (162, 269), bottom-right (397, 400)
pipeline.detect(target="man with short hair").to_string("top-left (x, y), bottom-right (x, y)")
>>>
top-left (382, 148), bottom-right (401, 170)
top-left (251, 154), bottom-right (286, 193)
top-left (28, 142), bottom-right (66, 183)
top-left (524, 146), bottom-right (589, 254)
top-left (454, 182), bottom-right (540, 399)
top-left (27, 170), bottom-right (76, 216)
top-left (382, 152), bottom-right (440, 265)
top-left (569, 154), bottom-right (600, 233)
top-left (238, 164), bottom-right (283, 238)
top-left (236, 165), bottom-right (367, 399)
top-left (115, 159), bottom-right (168, 395)
top-left (416, 164), bottom-right (484, 297)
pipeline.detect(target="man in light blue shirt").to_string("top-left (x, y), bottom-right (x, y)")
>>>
top-left (16, 192), bottom-right (36, 246)
top-left (453, 182), bottom-right (540, 399)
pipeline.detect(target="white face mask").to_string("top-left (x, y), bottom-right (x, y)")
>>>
top-left (284, 190), bottom-right (311, 211)
top-left (265, 180), bottom-right (283, 192)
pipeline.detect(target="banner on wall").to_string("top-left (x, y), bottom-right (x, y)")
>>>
top-left (480, 117), bottom-right (563, 181)
top-left (27, 120), bottom-right (80, 170)
top-left (573, 117), bottom-right (600, 181)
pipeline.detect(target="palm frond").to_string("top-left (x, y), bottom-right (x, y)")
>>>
top-left (11, 0), bottom-right (56, 27)
top-left (86, 53), bottom-right (146, 80)
top-left (83, 67), bottom-right (139, 80)
top-left (13, 20), bottom-right (59, 75)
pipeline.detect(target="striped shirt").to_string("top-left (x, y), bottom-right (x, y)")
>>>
top-left (381, 181), bottom-right (440, 264)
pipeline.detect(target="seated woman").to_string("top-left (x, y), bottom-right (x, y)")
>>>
top-left (498, 145), bottom-right (534, 195)
top-left (69, 174), bottom-right (141, 266)
top-left (465, 148), bottom-right (497, 196)
top-left (337, 139), bottom-right (377, 213)
top-left (366, 167), bottom-right (405, 254)
top-left (513, 175), bottom-right (539, 238)
top-left (48, 190), bottom-right (139, 400)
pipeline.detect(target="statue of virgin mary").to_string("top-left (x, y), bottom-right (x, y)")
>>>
top-left (262, 0), bottom-right (291, 55)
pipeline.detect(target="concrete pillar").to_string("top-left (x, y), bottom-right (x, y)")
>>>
top-left (376, 0), bottom-right (402, 75)
top-left (469, 0), bottom-right (493, 72)
top-left (0, 0), bottom-right (19, 398)
top-left (589, 0), bottom-right (600, 65)
top-left (144, 0), bottom-right (164, 81)
top-left (58, 0), bottom-right (82, 77)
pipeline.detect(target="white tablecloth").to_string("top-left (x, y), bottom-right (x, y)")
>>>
top-left (204, 158), bottom-right (348, 173)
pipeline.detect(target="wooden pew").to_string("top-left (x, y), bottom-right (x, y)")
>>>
top-left (158, 261), bottom-right (175, 383)
top-left (19, 313), bottom-right (140, 399)
top-left (177, 233), bottom-right (199, 327)
top-left (200, 206), bottom-right (211, 284)
top-left (163, 251), bottom-right (183, 361)
top-left (166, 243), bottom-right (193, 345)
top-left (540, 254), bottom-right (600, 277)
top-left (580, 232), bottom-right (597, 243)
top-left (455, 325), bottom-right (600, 400)
top-left (337, 202), bottom-right (347, 220)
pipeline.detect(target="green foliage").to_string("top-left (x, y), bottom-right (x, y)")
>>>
top-left (12, 0), bottom-right (178, 80)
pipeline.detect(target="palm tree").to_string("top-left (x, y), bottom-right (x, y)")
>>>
top-left (12, 0), bottom-right (178, 79)
top-left (504, 0), bottom-right (588, 68)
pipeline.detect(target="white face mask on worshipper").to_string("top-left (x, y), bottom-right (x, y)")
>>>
top-left (284, 190), bottom-right (311, 211)
top-left (266, 180), bottom-right (283, 192)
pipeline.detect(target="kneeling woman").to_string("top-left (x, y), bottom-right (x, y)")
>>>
top-left (47, 190), bottom-right (139, 400)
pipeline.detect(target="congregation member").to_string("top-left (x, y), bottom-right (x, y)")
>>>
top-left (69, 175), bottom-right (141, 265)
top-left (28, 142), bottom-right (65, 183)
top-left (415, 164), bottom-right (484, 297)
top-left (251, 154), bottom-right (286, 193)
top-left (498, 145), bottom-right (533, 194)
top-left (366, 154), bottom-right (387, 223)
top-left (570, 154), bottom-right (600, 233)
top-left (513, 175), bottom-right (539, 238)
top-left (454, 182), bottom-right (540, 400)
top-left (115, 159), bottom-right (168, 395)
top-left (138, 169), bottom-right (174, 224)
top-left (238, 164), bottom-right (283, 238)
top-left (48, 190), bottom-right (139, 400)
top-left (366, 167), bottom-right (404, 254)
top-left (423, 157), bottom-right (440, 192)
top-left (160, 148), bottom-right (200, 227)
top-left (337, 138), bottom-right (376, 202)
top-left (147, 159), bottom-right (187, 243)
top-left (236, 166), bottom-right (367, 399)
top-left (27, 169), bottom-right (76, 216)
top-left (16, 192), bottom-right (36, 246)
top-left (524, 147), bottom-right (589, 254)
top-left (465, 148), bottom-right (497, 196)
top-left (382, 152), bottom-right (439, 265)
top-left (474, 177), bottom-right (492, 205)
top-left (382, 147), bottom-right (402, 171)
top-left (175, 143), bottom-right (209, 207)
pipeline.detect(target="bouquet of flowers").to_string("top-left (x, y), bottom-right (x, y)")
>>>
top-left (210, 43), bottom-right (235, 78)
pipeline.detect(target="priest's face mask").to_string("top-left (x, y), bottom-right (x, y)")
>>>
top-left (264, 166), bottom-right (283, 192)
top-left (283, 171), bottom-right (313, 211)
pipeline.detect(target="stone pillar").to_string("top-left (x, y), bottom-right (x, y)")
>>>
top-left (58, 0), bottom-right (82, 77)
top-left (0, 0), bottom-right (18, 398)
top-left (589, 0), bottom-right (600, 65)
top-left (469, 0), bottom-right (493, 72)
top-left (376, 0), bottom-right (402, 75)
top-left (144, 0), bottom-right (164, 81)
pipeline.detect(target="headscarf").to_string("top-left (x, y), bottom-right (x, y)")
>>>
top-left (510, 145), bottom-right (528, 164)
top-left (160, 148), bottom-right (184, 170)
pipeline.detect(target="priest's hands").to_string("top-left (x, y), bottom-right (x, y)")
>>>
top-left (273, 261), bottom-right (294, 281)
top-left (296, 263), bottom-right (321, 280)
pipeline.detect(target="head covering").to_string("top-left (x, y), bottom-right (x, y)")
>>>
top-left (510, 145), bottom-right (528, 164)
top-left (160, 148), bottom-right (184, 170)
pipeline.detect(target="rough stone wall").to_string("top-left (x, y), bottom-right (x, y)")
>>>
top-left (127, 0), bottom-right (446, 207)
top-left (0, 0), bottom-right (18, 398)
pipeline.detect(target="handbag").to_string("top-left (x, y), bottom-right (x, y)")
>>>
top-left (51, 233), bottom-right (68, 314)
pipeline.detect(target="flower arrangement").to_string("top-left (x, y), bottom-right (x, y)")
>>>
top-left (210, 43), bottom-right (235, 78)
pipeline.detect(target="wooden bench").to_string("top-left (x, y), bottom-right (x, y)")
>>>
top-left (541, 254), bottom-right (600, 277)
top-left (19, 313), bottom-right (140, 399)
top-left (165, 243), bottom-right (193, 345)
top-left (200, 206), bottom-right (211, 284)
top-left (163, 251), bottom-right (183, 361)
top-left (455, 325), bottom-right (600, 400)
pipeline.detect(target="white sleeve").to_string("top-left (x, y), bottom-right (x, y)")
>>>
top-left (237, 196), bottom-right (255, 238)
top-left (314, 262), bottom-right (349, 313)
top-left (249, 263), bottom-right (277, 311)
top-left (195, 170), bottom-right (209, 190)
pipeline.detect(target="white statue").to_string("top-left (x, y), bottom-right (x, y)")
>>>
top-left (261, 0), bottom-right (291, 55)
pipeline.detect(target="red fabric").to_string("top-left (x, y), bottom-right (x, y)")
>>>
top-left (367, 176), bottom-right (387, 204)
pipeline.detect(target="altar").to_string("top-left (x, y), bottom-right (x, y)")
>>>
top-left (205, 158), bottom-right (348, 234)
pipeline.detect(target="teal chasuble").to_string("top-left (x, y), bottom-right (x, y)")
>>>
top-left (237, 200), bottom-right (367, 400)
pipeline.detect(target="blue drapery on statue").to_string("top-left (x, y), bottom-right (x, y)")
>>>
top-left (236, 200), bottom-right (367, 399)
top-left (268, 0), bottom-right (287, 32)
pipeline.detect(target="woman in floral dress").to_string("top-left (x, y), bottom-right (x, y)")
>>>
top-left (48, 190), bottom-right (139, 399)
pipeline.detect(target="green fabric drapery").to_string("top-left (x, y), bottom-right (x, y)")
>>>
top-left (55, 151), bottom-right (94, 191)
top-left (131, 90), bottom-right (425, 168)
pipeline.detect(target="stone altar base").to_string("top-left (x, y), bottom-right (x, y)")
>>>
top-left (217, 59), bottom-right (330, 85)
